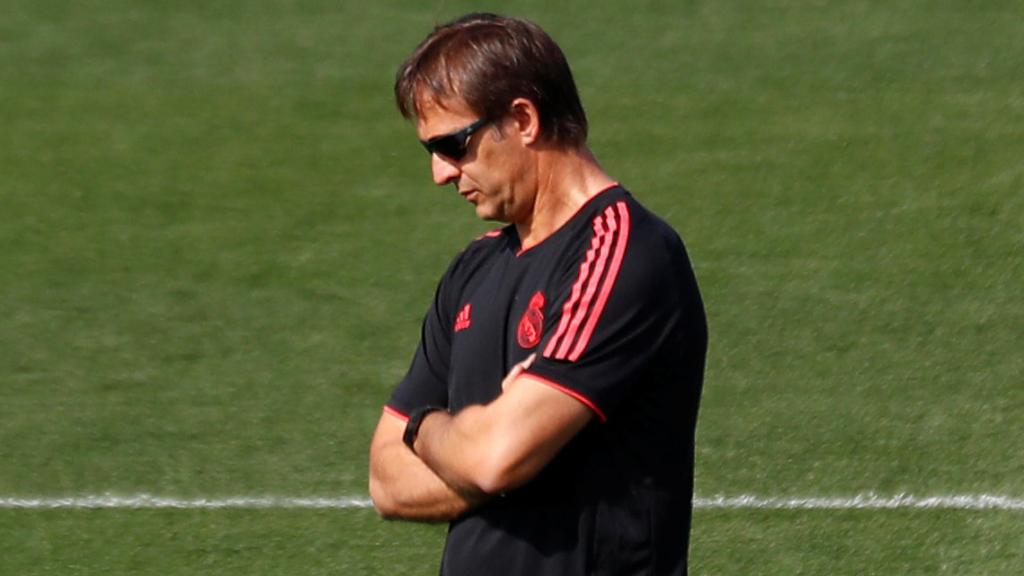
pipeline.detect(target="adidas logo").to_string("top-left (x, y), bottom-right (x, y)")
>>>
top-left (454, 303), bottom-right (472, 332)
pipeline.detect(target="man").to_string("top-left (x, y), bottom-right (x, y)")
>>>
top-left (369, 13), bottom-right (707, 575)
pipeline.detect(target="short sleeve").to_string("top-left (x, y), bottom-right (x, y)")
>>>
top-left (386, 272), bottom-right (454, 417)
top-left (524, 200), bottom-right (703, 421)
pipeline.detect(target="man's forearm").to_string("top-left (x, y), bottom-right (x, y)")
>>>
top-left (411, 374), bottom-right (595, 497)
top-left (368, 411), bottom-right (486, 521)
top-left (412, 406), bottom-right (497, 495)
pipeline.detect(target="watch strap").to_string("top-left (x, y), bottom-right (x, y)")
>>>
top-left (402, 405), bottom-right (442, 452)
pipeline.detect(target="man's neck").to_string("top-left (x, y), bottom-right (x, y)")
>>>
top-left (516, 146), bottom-right (615, 251)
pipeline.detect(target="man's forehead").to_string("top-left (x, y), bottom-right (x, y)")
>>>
top-left (417, 90), bottom-right (475, 117)
top-left (415, 95), bottom-right (477, 139)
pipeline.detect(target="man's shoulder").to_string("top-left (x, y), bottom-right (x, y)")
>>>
top-left (470, 226), bottom-right (512, 246)
top-left (585, 187), bottom-right (688, 256)
top-left (587, 189), bottom-right (701, 311)
top-left (441, 225), bottom-right (513, 281)
top-left (462, 225), bottom-right (513, 258)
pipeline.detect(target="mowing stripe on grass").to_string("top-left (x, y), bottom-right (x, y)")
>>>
top-left (1, 494), bottom-right (1022, 510)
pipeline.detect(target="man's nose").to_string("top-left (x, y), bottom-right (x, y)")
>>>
top-left (431, 153), bottom-right (461, 186)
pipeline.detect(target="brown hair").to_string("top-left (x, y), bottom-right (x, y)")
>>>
top-left (395, 13), bottom-right (588, 147)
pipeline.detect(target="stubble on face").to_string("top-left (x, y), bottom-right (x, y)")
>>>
top-left (416, 97), bottom-right (532, 226)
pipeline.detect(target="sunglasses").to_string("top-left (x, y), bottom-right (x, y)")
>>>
top-left (421, 118), bottom-right (490, 161)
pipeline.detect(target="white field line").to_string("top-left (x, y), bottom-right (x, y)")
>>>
top-left (693, 494), bottom-right (1024, 511)
top-left (0, 493), bottom-right (1022, 511)
top-left (0, 495), bottom-right (374, 510)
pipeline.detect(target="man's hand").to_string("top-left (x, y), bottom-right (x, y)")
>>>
top-left (501, 353), bottom-right (536, 391)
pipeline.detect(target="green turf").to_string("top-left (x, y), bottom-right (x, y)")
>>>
top-left (0, 510), bottom-right (446, 575)
top-left (692, 509), bottom-right (1024, 574)
top-left (2, 0), bottom-right (1022, 573)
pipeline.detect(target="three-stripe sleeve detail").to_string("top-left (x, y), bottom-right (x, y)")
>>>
top-left (543, 201), bottom-right (631, 362)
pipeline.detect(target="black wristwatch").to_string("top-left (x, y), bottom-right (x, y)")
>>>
top-left (403, 406), bottom-right (442, 452)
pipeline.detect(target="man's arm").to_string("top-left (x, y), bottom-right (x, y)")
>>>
top-left (368, 410), bottom-right (485, 521)
top-left (412, 367), bottom-right (595, 496)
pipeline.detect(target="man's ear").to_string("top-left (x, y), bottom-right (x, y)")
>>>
top-left (509, 97), bottom-right (541, 145)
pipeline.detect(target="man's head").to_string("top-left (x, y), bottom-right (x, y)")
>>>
top-left (395, 13), bottom-right (588, 150)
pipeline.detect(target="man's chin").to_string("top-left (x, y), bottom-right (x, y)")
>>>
top-left (473, 204), bottom-right (502, 222)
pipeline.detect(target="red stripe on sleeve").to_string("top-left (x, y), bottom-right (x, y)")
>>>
top-left (383, 405), bottom-right (409, 422)
top-left (548, 212), bottom-right (614, 359)
top-left (557, 208), bottom-right (619, 358)
top-left (544, 216), bottom-right (606, 358)
top-left (544, 202), bottom-right (631, 362)
top-left (568, 202), bottom-right (631, 361)
top-left (519, 372), bottom-right (607, 423)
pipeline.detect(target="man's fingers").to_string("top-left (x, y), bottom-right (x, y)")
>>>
top-left (502, 353), bottom-right (537, 390)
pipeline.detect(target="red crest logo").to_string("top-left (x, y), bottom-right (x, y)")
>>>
top-left (516, 292), bottom-right (545, 349)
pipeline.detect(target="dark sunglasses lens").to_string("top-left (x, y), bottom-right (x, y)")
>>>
top-left (430, 135), bottom-right (465, 160)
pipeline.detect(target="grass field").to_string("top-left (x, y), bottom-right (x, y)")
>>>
top-left (2, 0), bottom-right (1022, 574)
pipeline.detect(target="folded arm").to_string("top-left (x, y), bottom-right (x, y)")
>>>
top-left (412, 368), bottom-right (595, 496)
top-left (370, 358), bottom-right (596, 519)
top-left (368, 410), bottom-right (485, 521)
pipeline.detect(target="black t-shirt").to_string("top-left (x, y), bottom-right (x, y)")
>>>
top-left (387, 186), bottom-right (707, 576)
